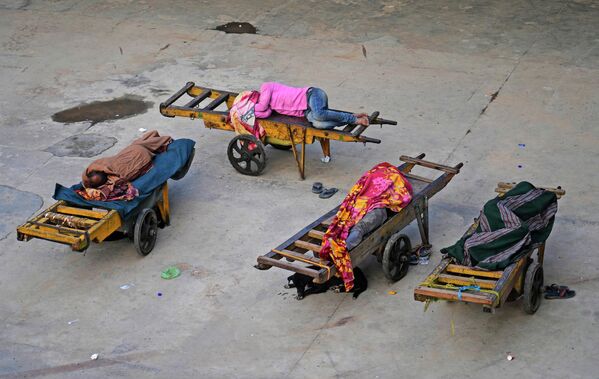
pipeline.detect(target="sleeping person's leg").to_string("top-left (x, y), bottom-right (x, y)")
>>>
top-left (346, 208), bottom-right (388, 250)
top-left (306, 88), bottom-right (357, 129)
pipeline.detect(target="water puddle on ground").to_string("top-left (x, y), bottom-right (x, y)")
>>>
top-left (51, 95), bottom-right (153, 125)
top-left (215, 22), bottom-right (257, 34)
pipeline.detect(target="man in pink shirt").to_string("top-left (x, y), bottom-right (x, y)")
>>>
top-left (254, 82), bottom-right (369, 129)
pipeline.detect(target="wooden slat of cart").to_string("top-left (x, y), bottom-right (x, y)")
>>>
top-left (413, 286), bottom-right (495, 305)
top-left (436, 274), bottom-right (497, 290)
top-left (446, 264), bottom-right (503, 279)
top-left (55, 205), bottom-right (108, 219)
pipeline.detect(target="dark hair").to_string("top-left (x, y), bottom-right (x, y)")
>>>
top-left (87, 171), bottom-right (107, 188)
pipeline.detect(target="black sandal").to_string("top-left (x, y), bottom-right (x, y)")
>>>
top-left (544, 284), bottom-right (576, 299)
top-left (312, 182), bottom-right (324, 194)
top-left (319, 188), bottom-right (338, 199)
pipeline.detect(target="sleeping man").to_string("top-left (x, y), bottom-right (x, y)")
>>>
top-left (77, 130), bottom-right (172, 201)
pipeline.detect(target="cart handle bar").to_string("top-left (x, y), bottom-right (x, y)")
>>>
top-left (400, 155), bottom-right (463, 174)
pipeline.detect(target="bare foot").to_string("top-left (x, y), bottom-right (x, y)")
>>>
top-left (356, 116), bottom-right (369, 126)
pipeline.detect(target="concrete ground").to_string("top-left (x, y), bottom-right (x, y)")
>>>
top-left (1, 0), bottom-right (598, 377)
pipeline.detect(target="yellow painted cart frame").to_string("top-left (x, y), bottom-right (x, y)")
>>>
top-left (17, 184), bottom-right (171, 254)
top-left (160, 82), bottom-right (396, 179)
top-left (414, 182), bottom-right (565, 314)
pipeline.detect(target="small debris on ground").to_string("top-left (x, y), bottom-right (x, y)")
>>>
top-left (388, 290), bottom-right (397, 295)
top-left (90, 353), bottom-right (99, 360)
top-left (138, 128), bottom-right (147, 132)
top-left (67, 319), bottom-right (79, 325)
top-left (161, 266), bottom-right (181, 280)
top-left (119, 283), bottom-right (134, 290)
top-left (507, 353), bottom-right (514, 361)
top-left (215, 22), bottom-right (257, 34)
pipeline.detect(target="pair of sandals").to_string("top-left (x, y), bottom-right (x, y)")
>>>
top-left (544, 284), bottom-right (576, 299)
top-left (312, 182), bottom-right (338, 199)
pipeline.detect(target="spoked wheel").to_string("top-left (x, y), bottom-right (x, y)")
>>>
top-left (382, 233), bottom-right (412, 281)
top-left (134, 208), bottom-right (158, 256)
top-left (523, 262), bottom-right (544, 314)
top-left (227, 135), bottom-right (267, 176)
top-left (270, 143), bottom-right (292, 151)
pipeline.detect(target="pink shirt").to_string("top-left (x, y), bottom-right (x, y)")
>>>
top-left (254, 82), bottom-right (309, 118)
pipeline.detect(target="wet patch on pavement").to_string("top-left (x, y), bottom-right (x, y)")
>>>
top-left (45, 133), bottom-right (117, 157)
top-left (51, 95), bottom-right (153, 126)
top-left (215, 22), bottom-right (257, 34)
top-left (0, 185), bottom-right (42, 240)
top-left (120, 75), bottom-right (151, 88)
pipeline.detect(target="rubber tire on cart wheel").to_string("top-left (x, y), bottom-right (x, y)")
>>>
top-left (270, 143), bottom-right (292, 151)
top-left (523, 262), bottom-right (544, 314)
top-left (134, 208), bottom-right (158, 256)
top-left (382, 233), bottom-right (412, 281)
top-left (227, 135), bottom-right (267, 176)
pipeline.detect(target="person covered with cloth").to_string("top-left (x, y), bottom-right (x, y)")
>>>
top-left (254, 82), bottom-right (370, 129)
top-left (441, 182), bottom-right (558, 270)
top-left (319, 162), bottom-right (413, 291)
top-left (78, 130), bottom-right (172, 201)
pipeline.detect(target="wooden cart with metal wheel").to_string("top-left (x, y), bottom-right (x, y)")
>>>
top-left (17, 184), bottom-right (170, 256)
top-left (413, 182), bottom-right (565, 314)
top-left (255, 154), bottom-right (463, 284)
top-left (16, 147), bottom-right (195, 255)
top-left (159, 82), bottom-right (397, 179)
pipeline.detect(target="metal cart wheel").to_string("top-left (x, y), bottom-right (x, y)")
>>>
top-left (270, 143), bottom-right (292, 151)
top-left (523, 262), bottom-right (544, 314)
top-left (382, 233), bottom-right (412, 281)
top-left (227, 135), bottom-right (267, 176)
top-left (134, 208), bottom-right (158, 256)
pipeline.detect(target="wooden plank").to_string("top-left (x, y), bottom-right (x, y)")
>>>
top-left (87, 210), bottom-right (122, 243)
top-left (342, 124), bottom-right (357, 133)
top-left (399, 155), bottom-right (462, 174)
top-left (495, 182), bottom-right (565, 198)
top-left (260, 207), bottom-right (339, 261)
top-left (402, 172), bottom-right (433, 184)
top-left (276, 249), bottom-right (326, 266)
top-left (419, 257), bottom-right (452, 286)
top-left (257, 256), bottom-right (321, 278)
top-left (56, 205), bottom-right (107, 219)
top-left (414, 286), bottom-right (495, 305)
top-left (204, 93), bottom-right (228, 110)
top-left (437, 273), bottom-right (496, 290)
top-left (294, 240), bottom-right (322, 253)
top-left (494, 254), bottom-right (529, 306)
top-left (446, 264), bottom-right (503, 279)
top-left (308, 230), bottom-right (325, 240)
top-left (184, 90), bottom-right (211, 108)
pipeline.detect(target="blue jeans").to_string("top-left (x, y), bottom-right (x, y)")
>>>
top-left (305, 88), bottom-right (357, 129)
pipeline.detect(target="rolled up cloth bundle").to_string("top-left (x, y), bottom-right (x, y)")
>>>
top-left (44, 212), bottom-right (96, 229)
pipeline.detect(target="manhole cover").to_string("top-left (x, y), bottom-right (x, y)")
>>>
top-left (45, 133), bottom-right (118, 157)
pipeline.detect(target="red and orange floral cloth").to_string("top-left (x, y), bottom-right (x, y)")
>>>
top-left (319, 162), bottom-right (413, 291)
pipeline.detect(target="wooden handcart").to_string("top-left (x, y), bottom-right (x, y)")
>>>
top-left (414, 182), bottom-right (566, 314)
top-left (17, 184), bottom-right (169, 256)
top-left (16, 150), bottom-right (195, 255)
top-left (255, 154), bottom-right (463, 283)
top-left (160, 82), bottom-right (396, 179)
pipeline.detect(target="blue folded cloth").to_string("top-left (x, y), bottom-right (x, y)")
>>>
top-left (53, 138), bottom-right (195, 219)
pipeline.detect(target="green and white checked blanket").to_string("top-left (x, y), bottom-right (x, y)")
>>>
top-left (442, 182), bottom-right (558, 270)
